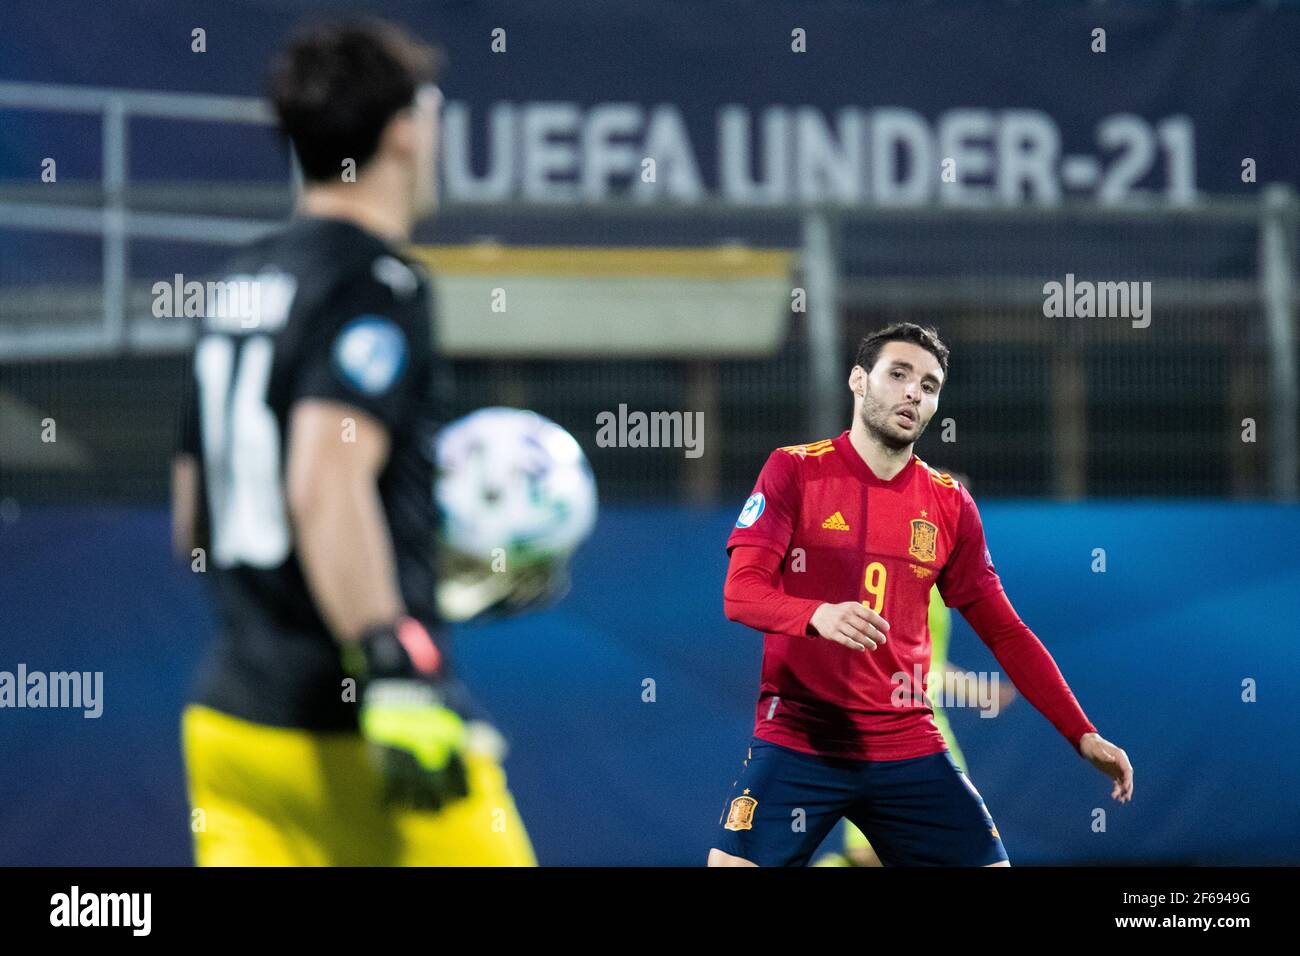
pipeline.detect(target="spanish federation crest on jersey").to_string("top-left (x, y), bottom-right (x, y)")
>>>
top-left (909, 517), bottom-right (938, 563)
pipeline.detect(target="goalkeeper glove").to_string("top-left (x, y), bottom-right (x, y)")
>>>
top-left (350, 617), bottom-right (471, 811)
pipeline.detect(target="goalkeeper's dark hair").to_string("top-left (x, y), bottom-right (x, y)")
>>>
top-left (267, 19), bottom-right (442, 183)
top-left (853, 323), bottom-right (950, 379)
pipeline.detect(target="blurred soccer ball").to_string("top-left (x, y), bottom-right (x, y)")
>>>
top-left (434, 407), bottom-right (597, 620)
top-left (437, 406), bottom-right (597, 563)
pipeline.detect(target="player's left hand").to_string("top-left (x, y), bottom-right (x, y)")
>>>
top-left (1078, 732), bottom-right (1134, 804)
top-left (349, 618), bottom-right (473, 811)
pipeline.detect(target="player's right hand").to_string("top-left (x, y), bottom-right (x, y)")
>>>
top-left (809, 602), bottom-right (889, 651)
top-left (349, 618), bottom-right (472, 811)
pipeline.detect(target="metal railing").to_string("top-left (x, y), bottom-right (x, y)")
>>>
top-left (1, 81), bottom-right (1296, 499)
top-left (0, 81), bottom-right (285, 359)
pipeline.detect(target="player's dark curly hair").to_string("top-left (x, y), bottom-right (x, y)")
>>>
top-left (853, 323), bottom-right (950, 378)
top-left (267, 19), bottom-right (442, 183)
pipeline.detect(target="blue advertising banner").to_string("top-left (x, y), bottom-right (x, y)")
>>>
top-left (1, 503), bottom-right (1298, 865)
top-left (1, 1), bottom-right (1297, 206)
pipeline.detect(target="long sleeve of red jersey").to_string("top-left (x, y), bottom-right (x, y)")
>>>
top-left (959, 588), bottom-right (1097, 752)
top-left (723, 545), bottom-right (823, 638)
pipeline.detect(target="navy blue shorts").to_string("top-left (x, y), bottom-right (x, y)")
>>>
top-left (712, 738), bottom-right (1009, 867)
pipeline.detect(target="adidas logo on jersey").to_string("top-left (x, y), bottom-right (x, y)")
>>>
top-left (821, 511), bottom-right (850, 531)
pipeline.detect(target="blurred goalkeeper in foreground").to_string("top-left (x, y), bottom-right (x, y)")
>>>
top-left (171, 19), bottom-right (535, 865)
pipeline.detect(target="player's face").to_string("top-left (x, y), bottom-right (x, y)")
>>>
top-left (411, 84), bottom-right (443, 218)
top-left (855, 341), bottom-right (944, 450)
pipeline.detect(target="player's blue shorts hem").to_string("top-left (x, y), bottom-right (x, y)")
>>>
top-left (711, 738), bottom-right (1009, 867)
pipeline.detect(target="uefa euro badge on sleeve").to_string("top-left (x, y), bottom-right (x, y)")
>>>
top-left (333, 315), bottom-right (408, 397)
top-left (725, 792), bottom-right (758, 831)
top-left (736, 492), bottom-right (766, 529)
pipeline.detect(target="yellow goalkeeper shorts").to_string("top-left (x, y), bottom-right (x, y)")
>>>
top-left (182, 704), bottom-right (537, 866)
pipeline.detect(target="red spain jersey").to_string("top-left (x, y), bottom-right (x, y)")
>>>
top-left (726, 431), bottom-right (1004, 760)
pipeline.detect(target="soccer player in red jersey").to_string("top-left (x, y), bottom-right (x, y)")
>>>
top-left (708, 323), bottom-right (1134, 867)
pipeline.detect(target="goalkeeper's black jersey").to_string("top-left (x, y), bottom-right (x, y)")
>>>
top-left (179, 216), bottom-right (447, 730)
